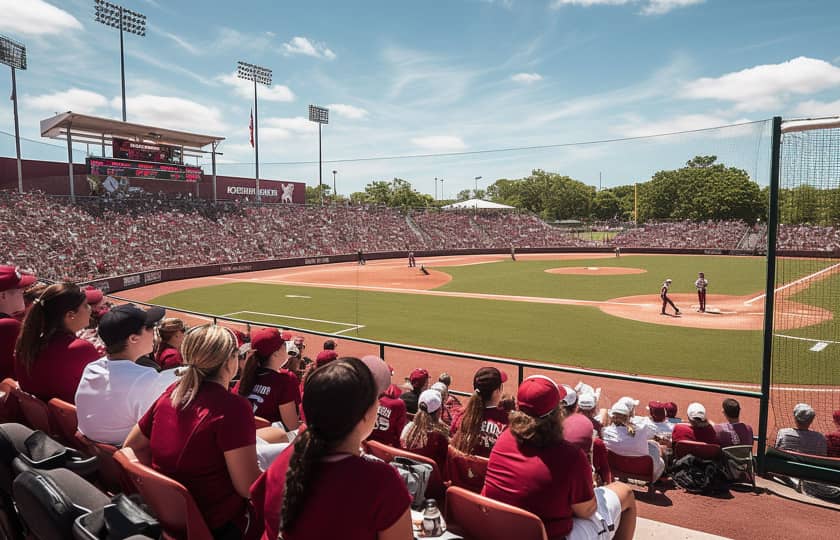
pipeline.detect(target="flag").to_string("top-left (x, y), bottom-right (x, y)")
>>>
top-left (249, 109), bottom-right (254, 148)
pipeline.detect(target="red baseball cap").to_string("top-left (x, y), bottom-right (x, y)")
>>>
top-left (409, 368), bottom-right (430, 387)
top-left (517, 375), bottom-right (566, 418)
top-left (0, 266), bottom-right (36, 292)
top-left (563, 413), bottom-right (595, 451)
top-left (281, 330), bottom-right (294, 341)
top-left (250, 328), bottom-right (284, 357)
top-left (648, 400), bottom-right (666, 422)
top-left (83, 285), bottom-right (104, 305)
top-left (315, 350), bottom-right (338, 367)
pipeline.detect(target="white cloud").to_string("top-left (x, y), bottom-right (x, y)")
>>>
top-left (152, 27), bottom-right (201, 55)
top-left (616, 114), bottom-right (753, 137)
top-left (111, 95), bottom-right (228, 133)
top-left (128, 50), bottom-right (217, 87)
top-left (550, 0), bottom-right (704, 15)
top-left (327, 104), bottom-right (369, 119)
top-left (792, 99), bottom-right (840, 118)
top-left (410, 135), bottom-right (467, 152)
top-left (511, 72), bottom-right (543, 83)
top-left (24, 88), bottom-right (109, 114)
top-left (0, 0), bottom-right (82, 36)
top-left (217, 72), bottom-right (295, 102)
top-left (282, 36), bottom-right (336, 60)
top-left (681, 57), bottom-right (840, 112)
top-left (259, 117), bottom-right (317, 142)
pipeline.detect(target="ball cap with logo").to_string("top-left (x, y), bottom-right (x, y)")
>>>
top-left (250, 328), bottom-right (285, 358)
top-left (98, 304), bottom-right (165, 347)
top-left (517, 375), bottom-right (566, 418)
top-left (0, 266), bottom-right (36, 292)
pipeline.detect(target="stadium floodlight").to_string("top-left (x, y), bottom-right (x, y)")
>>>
top-left (474, 175), bottom-right (482, 194)
top-left (93, 0), bottom-right (147, 122)
top-left (0, 34), bottom-right (27, 194)
top-left (308, 105), bottom-right (330, 204)
top-left (237, 61), bottom-right (273, 202)
top-left (332, 170), bottom-right (338, 198)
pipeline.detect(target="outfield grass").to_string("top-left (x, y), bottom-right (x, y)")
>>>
top-left (150, 255), bottom-right (838, 385)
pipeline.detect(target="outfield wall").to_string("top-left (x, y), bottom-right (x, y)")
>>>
top-left (83, 246), bottom-right (768, 294)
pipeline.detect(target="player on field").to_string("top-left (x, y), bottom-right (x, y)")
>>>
top-left (694, 272), bottom-right (708, 313)
top-left (660, 278), bottom-right (680, 316)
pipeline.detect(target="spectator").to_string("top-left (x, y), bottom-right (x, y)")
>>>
top-left (0, 265), bottom-right (35, 379)
top-left (827, 410), bottom-right (840, 458)
top-left (75, 304), bottom-right (176, 445)
top-left (22, 281), bottom-right (47, 313)
top-left (450, 367), bottom-right (509, 457)
top-left (775, 403), bottom-right (827, 456)
top-left (401, 389), bottom-right (450, 471)
top-left (233, 328), bottom-right (300, 429)
top-left (400, 368), bottom-right (430, 414)
top-left (437, 372), bottom-right (463, 426)
top-left (76, 285), bottom-right (108, 356)
top-left (368, 365), bottom-right (408, 449)
top-left (664, 401), bottom-right (682, 423)
top-left (124, 324), bottom-right (261, 538)
top-left (252, 358), bottom-right (412, 540)
top-left (483, 376), bottom-right (637, 540)
top-left (647, 401), bottom-right (673, 436)
top-left (14, 282), bottom-right (99, 404)
top-left (672, 403), bottom-right (718, 445)
top-left (323, 339), bottom-right (336, 351)
top-left (154, 318), bottom-right (187, 370)
top-left (601, 400), bottom-right (666, 481)
top-left (563, 412), bottom-right (612, 486)
top-left (577, 392), bottom-right (602, 435)
top-left (714, 398), bottom-right (754, 447)
top-left (561, 384), bottom-right (578, 415)
top-left (315, 349), bottom-right (338, 368)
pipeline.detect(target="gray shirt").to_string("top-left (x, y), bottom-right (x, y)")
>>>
top-left (775, 427), bottom-right (827, 456)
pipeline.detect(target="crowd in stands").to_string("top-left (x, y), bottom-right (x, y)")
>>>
top-left (775, 224), bottom-right (840, 252)
top-left (611, 220), bottom-right (749, 250)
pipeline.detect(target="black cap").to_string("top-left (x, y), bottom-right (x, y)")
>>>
top-left (98, 304), bottom-right (165, 346)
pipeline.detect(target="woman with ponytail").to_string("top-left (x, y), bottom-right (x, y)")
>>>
top-left (601, 400), bottom-right (665, 481)
top-left (450, 367), bottom-right (509, 457)
top-left (252, 356), bottom-right (412, 540)
top-left (14, 282), bottom-right (98, 403)
top-left (483, 376), bottom-right (638, 540)
top-left (153, 318), bottom-right (186, 370)
top-left (124, 324), bottom-right (261, 539)
top-left (232, 327), bottom-right (300, 429)
top-left (400, 388), bottom-right (450, 471)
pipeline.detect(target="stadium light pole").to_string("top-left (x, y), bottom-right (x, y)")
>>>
top-left (237, 61), bottom-right (272, 202)
top-left (474, 175), bottom-right (482, 196)
top-left (0, 34), bottom-right (26, 194)
top-left (440, 178), bottom-right (445, 200)
top-left (332, 169), bottom-right (337, 198)
top-left (93, 0), bottom-right (146, 122)
top-left (308, 105), bottom-right (329, 204)
top-left (434, 177), bottom-right (438, 200)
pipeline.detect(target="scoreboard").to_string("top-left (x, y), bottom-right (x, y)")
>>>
top-left (87, 157), bottom-right (202, 182)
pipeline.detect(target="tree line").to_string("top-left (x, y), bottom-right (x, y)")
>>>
top-left (305, 155), bottom-right (838, 225)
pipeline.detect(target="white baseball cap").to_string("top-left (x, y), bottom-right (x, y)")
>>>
top-left (578, 393), bottom-right (597, 411)
top-left (418, 389), bottom-right (442, 413)
top-left (609, 400), bottom-right (632, 417)
top-left (561, 385), bottom-right (577, 407)
top-left (687, 402), bottom-right (707, 421)
top-left (617, 396), bottom-right (639, 411)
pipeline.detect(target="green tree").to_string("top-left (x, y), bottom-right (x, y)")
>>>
top-left (456, 189), bottom-right (472, 201)
top-left (305, 184), bottom-right (332, 204)
top-left (592, 190), bottom-right (622, 220)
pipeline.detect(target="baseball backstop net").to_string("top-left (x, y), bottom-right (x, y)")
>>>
top-left (767, 119), bottom-right (840, 451)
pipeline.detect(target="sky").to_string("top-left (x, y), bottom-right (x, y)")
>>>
top-left (1, 0), bottom-right (839, 196)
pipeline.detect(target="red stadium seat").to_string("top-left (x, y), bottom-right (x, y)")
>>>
top-left (607, 450), bottom-right (656, 492)
top-left (674, 440), bottom-right (722, 460)
top-left (46, 398), bottom-right (84, 450)
top-left (253, 416), bottom-right (271, 429)
top-left (0, 378), bottom-right (20, 423)
top-left (11, 387), bottom-right (53, 436)
top-left (362, 439), bottom-right (446, 502)
top-left (444, 486), bottom-right (548, 540)
top-left (114, 447), bottom-right (214, 540)
top-left (444, 445), bottom-right (489, 494)
top-left (75, 431), bottom-right (124, 495)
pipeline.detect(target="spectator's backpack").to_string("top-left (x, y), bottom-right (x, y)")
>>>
top-left (671, 455), bottom-right (726, 494)
top-left (389, 456), bottom-right (432, 510)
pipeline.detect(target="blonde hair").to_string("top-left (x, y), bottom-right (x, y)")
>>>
top-left (610, 413), bottom-right (636, 437)
top-left (170, 324), bottom-right (236, 409)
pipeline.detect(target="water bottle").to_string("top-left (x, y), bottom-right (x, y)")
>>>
top-left (421, 498), bottom-right (446, 537)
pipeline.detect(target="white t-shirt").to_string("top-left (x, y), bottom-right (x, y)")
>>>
top-left (601, 421), bottom-right (657, 456)
top-left (75, 357), bottom-right (179, 445)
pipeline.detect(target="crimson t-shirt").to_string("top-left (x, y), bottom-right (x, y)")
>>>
top-left (450, 406), bottom-right (510, 458)
top-left (483, 429), bottom-right (594, 538)
top-left (138, 382), bottom-right (257, 531)
top-left (0, 315), bottom-right (21, 380)
top-left (14, 332), bottom-right (99, 404)
top-left (232, 367), bottom-right (300, 423)
top-left (672, 423), bottom-right (719, 445)
top-left (156, 345), bottom-right (182, 371)
top-left (368, 395), bottom-right (407, 448)
top-left (402, 427), bottom-right (449, 472)
top-left (252, 449), bottom-right (411, 540)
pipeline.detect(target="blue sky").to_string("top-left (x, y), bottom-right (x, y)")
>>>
top-left (1, 0), bottom-right (839, 196)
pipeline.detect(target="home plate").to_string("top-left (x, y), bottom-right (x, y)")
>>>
top-left (285, 294), bottom-right (311, 299)
top-left (810, 342), bottom-right (829, 352)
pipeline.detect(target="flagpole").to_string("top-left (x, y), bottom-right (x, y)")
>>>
top-left (253, 78), bottom-right (260, 202)
top-left (11, 66), bottom-right (23, 194)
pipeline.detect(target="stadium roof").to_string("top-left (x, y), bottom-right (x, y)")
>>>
top-left (441, 198), bottom-right (515, 210)
top-left (40, 111), bottom-right (225, 150)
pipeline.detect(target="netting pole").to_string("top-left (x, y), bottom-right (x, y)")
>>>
top-left (756, 116), bottom-right (782, 475)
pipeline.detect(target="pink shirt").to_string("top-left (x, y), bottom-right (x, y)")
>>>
top-left (483, 429), bottom-right (594, 538)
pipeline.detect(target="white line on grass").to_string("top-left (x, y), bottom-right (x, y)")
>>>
top-left (223, 310), bottom-right (361, 328)
top-left (332, 325), bottom-right (365, 335)
top-left (775, 334), bottom-right (840, 345)
top-left (744, 262), bottom-right (840, 305)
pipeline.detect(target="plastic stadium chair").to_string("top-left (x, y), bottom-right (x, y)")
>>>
top-left (721, 445), bottom-right (756, 489)
top-left (47, 399), bottom-right (85, 451)
top-left (11, 387), bottom-right (54, 437)
top-left (0, 378), bottom-right (20, 424)
top-left (362, 439), bottom-right (446, 502)
top-left (114, 447), bottom-right (213, 540)
top-left (444, 486), bottom-right (548, 540)
top-left (74, 432), bottom-right (123, 495)
top-left (444, 445), bottom-right (489, 494)
top-left (607, 450), bottom-right (656, 492)
top-left (674, 440), bottom-right (722, 460)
